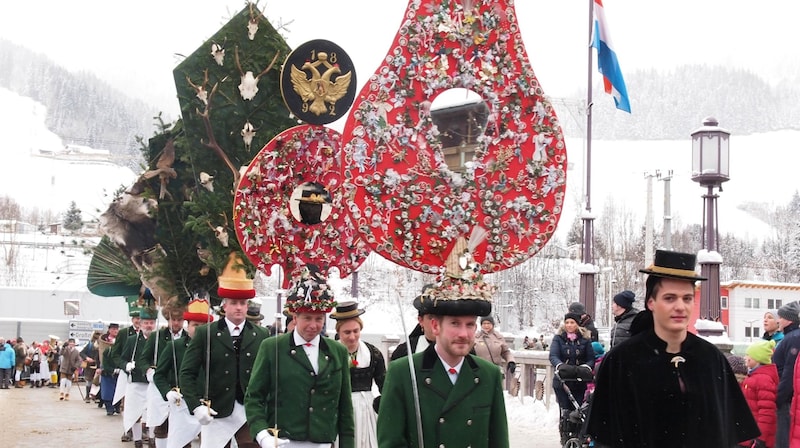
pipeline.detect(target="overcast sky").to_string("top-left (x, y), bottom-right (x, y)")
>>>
top-left (1, 0), bottom-right (797, 119)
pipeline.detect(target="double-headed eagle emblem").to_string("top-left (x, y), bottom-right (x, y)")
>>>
top-left (290, 51), bottom-right (352, 117)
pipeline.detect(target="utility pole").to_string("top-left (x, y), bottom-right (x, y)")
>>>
top-left (657, 169), bottom-right (674, 250)
top-left (644, 172), bottom-right (656, 268)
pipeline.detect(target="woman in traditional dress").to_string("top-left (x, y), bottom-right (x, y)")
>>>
top-left (332, 302), bottom-right (386, 448)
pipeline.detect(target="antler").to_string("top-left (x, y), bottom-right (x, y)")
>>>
top-left (194, 83), bottom-right (241, 187)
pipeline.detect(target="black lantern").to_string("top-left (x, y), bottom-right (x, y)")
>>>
top-left (691, 117), bottom-right (730, 188)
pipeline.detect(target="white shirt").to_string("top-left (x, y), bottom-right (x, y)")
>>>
top-left (225, 318), bottom-right (244, 337)
top-left (435, 347), bottom-right (464, 385)
top-left (415, 336), bottom-right (430, 354)
top-left (294, 332), bottom-right (321, 374)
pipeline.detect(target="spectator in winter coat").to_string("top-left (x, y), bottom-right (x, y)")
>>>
top-left (567, 302), bottom-right (599, 342)
top-left (763, 310), bottom-right (784, 345)
top-left (58, 338), bottom-right (82, 400)
top-left (771, 300), bottom-right (800, 448)
top-left (0, 338), bottom-right (15, 389)
top-left (742, 339), bottom-right (778, 448)
top-left (609, 290), bottom-right (640, 348)
top-left (550, 312), bottom-right (595, 444)
top-left (474, 316), bottom-right (516, 377)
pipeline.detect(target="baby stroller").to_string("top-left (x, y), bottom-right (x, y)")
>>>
top-left (554, 365), bottom-right (594, 448)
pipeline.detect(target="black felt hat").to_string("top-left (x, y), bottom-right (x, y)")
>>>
top-left (330, 301), bottom-right (366, 320)
top-left (639, 250), bottom-right (707, 281)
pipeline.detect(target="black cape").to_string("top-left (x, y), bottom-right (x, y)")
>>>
top-left (585, 329), bottom-right (759, 448)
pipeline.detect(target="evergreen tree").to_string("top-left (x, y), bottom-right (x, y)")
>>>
top-left (90, 5), bottom-right (297, 304)
top-left (63, 201), bottom-right (82, 232)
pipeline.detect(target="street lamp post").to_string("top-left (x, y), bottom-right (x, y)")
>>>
top-left (691, 117), bottom-right (730, 320)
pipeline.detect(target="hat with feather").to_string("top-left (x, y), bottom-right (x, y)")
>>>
top-left (419, 227), bottom-right (495, 317)
top-left (284, 264), bottom-right (336, 314)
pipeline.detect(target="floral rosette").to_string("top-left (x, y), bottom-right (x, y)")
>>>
top-left (341, 0), bottom-right (567, 274)
top-left (234, 124), bottom-right (370, 288)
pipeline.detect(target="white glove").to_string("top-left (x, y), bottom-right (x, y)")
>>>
top-left (146, 368), bottom-right (155, 382)
top-left (113, 368), bottom-right (120, 375)
top-left (125, 362), bottom-right (135, 373)
top-left (166, 389), bottom-right (182, 403)
top-left (193, 405), bottom-right (217, 425)
top-left (256, 430), bottom-right (290, 447)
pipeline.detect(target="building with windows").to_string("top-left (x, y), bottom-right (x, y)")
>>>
top-left (694, 280), bottom-right (800, 342)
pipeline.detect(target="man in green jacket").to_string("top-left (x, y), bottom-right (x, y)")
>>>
top-left (179, 254), bottom-right (268, 448)
top-left (153, 295), bottom-right (212, 448)
top-left (376, 244), bottom-right (509, 448)
top-left (119, 305), bottom-right (157, 448)
top-left (245, 264), bottom-right (355, 448)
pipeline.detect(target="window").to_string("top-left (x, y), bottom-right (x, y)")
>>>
top-left (720, 296), bottom-right (728, 309)
top-left (769, 298), bottom-right (783, 309)
top-left (752, 298), bottom-right (761, 309)
top-left (744, 297), bottom-right (752, 308)
top-left (744, 326), bottom-right (760, 338)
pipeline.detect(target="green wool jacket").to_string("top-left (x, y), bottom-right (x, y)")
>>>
top-left (109, 325), bottom-right (137, 370)
top-left (376, 345), bottom-right (509, 448)
top-left (116, 328), bottom-right (148, 383)
top-left (153, 335), bottom-right (190, 400)
top-left (179, 320), bottom-right (268, 418)
top-left (245, 332), bottom-right (355, 448)
top-left (137, 327), bottom-right (187, 373)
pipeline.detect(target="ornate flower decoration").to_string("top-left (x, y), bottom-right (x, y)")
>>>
top-left (341, 0), bottom-right (567, 275)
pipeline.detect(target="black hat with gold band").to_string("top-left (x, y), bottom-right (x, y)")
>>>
top-left (330, 301), bottom-right (365, 320)
top-left (639, 250), bottom-right (707, 281)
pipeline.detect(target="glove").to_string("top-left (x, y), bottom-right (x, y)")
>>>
top-left (193, 405), bottom-right (218, 425)
top-left (146, 368), bottom-right (155, 382)
top-left (255, 429), bottom-right (290, 447)
top-left (166, 389), bottom-right (183, 404)
top-left (578, 364), bottom-right (593, 379)
top-left (113, 368), bottom-right (120, 376)
top-left (125, 362), bottom-right (135, 373)
top-left (557, 363), bottom-right (577, 379)
top-left (507, 361), bottom-right (516, 374)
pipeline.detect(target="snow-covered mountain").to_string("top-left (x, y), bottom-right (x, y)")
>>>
top-left (0, 87), bottom-right (137, 222)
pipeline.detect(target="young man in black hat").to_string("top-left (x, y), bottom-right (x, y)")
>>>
top-left (376, 241), bottom-right (509, 448)
top-left (586, 250), bottom-right (759, 448)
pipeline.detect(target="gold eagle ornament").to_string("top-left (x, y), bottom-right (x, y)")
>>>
top-left (290, 51), bottom-right (352, 117)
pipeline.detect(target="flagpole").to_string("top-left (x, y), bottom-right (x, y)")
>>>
top-left (579, 0), bottom-right (597, 317)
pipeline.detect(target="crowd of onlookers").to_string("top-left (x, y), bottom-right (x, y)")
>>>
top-left (0, 332), bottom-right (107, 397)
top-left (0, 335), bottom-right (67, 389)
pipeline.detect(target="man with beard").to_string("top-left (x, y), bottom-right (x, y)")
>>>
top-left (376, 243), bottom-right (509, 448)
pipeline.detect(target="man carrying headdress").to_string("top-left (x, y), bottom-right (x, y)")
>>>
top-left (245, 264), bottom-right (355, 448)
top-left (153, 293), bottom-right (213, 448)
top-left (376, 238), bottom-right (509, 448)
top-left (586, 249), bottom-right (760, 447)
top-left (119, 304), bottom-right (158, 448)
top-left (138, 297), bottom-right (188, 448)
top-left (180, 254), bottom-right (269, 448)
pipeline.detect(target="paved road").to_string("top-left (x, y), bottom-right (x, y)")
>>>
top-left (0, 380), bottom-right (561, 447)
